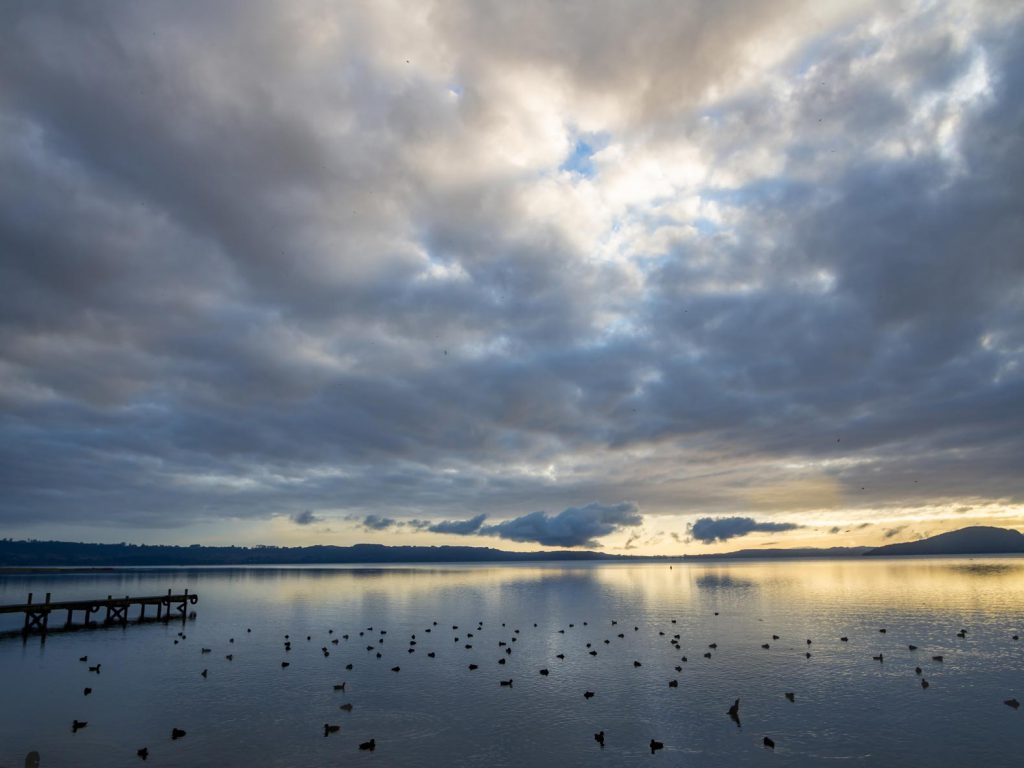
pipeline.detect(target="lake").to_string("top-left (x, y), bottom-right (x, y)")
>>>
top-left (1, 558), bottom-right (1022, 767)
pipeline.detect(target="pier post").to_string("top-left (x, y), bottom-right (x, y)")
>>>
top-left (42, 593), bottom-right (50, 637)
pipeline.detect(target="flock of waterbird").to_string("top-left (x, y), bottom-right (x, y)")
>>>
top-left (62, 607), bottom-right (1021, 762)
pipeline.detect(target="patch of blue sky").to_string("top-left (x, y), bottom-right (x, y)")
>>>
top-left (560, 130), bottom-right (611, 178)
top-left (692, 217), bottom-right (719, 235)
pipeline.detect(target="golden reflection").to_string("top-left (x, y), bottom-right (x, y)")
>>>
top-left (196, 557), bottom-right (1024, 616)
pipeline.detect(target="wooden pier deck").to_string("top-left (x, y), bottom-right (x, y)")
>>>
top-left (0, 590), bottom-right (198, 637)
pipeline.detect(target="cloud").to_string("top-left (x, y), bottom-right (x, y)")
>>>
top-left (883, 525), bottom-right (907, 539)
top-left (362, 515), bottom-right (398, 531)
top-left (290, 510), bottom-right (321, 526)
top-left (428, 514), bottom-right (486, 535)
top-left (688, 517), bottom-right (801, 544)
top-left (0, 2), bottom-right (1021, 543)
top-left (479, 502), bottom-right (641, 548)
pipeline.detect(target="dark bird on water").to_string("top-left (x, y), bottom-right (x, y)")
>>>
top-left (915, 666), bottom-right (922, 674)
top-left (83, 688), bottom-right (92, 696)
top-left (500, 679), bottom-right (513, 687)
top-left (909, 645), bottom-right (918, 650)
top-left (762, 644), bottom-right (770, 649)
top-left (556, 654), bottom-right (565, 659)
top-left (594, 730), bottom-right (604, 747)
top-left (539, 669), bottom-right (549, 676)
top-left (339, 703), bottom-right (354, 712)
top-left (79, 656), bottom-right (88, 662)
top-left (650, 739), bottom-right (664, 754)
top-left (1005, 698), bottom-right (1020, 709)
top-left (873, 654), bottom-right (884, 662)
top-left (669, 679), bottom-right (678, 688)
top-left (201, 669), bottom-right (208, 678)
top-left (633, 660), bottom-right (642, 667)
top-left (359, 739), bottom-right (376, 751)
top-left (72, 720), bottom-right (87, 732)
top-left (468, 664), bottom-right (478, 670)
top-left (584, 691), bottom-right (595, 699)
top-left (137, 747), bottom-right (149, 760)
top-left (346, 663), bottom-right (354, 669)
top-left (334, 682), bottom-right (346, 691)
top-left (88, 664), bottom-right (101, 674)
top-left (763, 736), bottom-right (775, 750)
top-left (921, 679), bottom-right (930, 689)
top-left (932, 655), bottom-right (944, 662)
top-left (171, 728), bottom-right (186, 740)
top-left (785, 692), bottom-right (795, 702)
top-left (324, 724), bottom-right (340, 737)
top-left (728, 699), bottom-right (741, 726)
top-left (391, 666), bottom-right (400, 672)
top-left (281, 662), bottom-right (290, 668)
top-left (840, 637), bottom-right (848, 642)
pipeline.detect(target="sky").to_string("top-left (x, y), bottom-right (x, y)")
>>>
top-left (1, 0), bottom-right (1022, 555)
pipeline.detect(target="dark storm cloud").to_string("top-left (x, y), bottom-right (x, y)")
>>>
top-left (428, 514), bottom-right (487, 535)
top-left (688, 517), bottom-right (800, 543)
top-left (0, 1), bottom-right (1022, 540)
top-left (362, 515), bottom-right (398, 531)
top-left (290, 510), bottom-right (321, 526)
top-left (478, 502), bottom-right (642, 548)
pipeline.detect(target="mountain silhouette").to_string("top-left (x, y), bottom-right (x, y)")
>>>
top-left (864, 526), bottom-right (1024, 556)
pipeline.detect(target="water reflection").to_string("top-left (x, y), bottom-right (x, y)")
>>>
top-left (1, 558), bottom-right (1022, 767)
top-left (694, 573), bottom-right (757, 590)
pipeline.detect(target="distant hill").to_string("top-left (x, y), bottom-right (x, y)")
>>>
top-left (864, 526), bottom-right (1024, 556)
top-left (682, 546), bottom-right (871, 560)
top-left (0, 539), bottom-right (663, 568)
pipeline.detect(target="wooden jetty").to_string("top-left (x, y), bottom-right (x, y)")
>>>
top-left (0, 589), bottom-right (198, 637)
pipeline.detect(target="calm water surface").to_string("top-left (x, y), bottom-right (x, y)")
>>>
top-left (1, 559), bottom-right (1022, 767)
